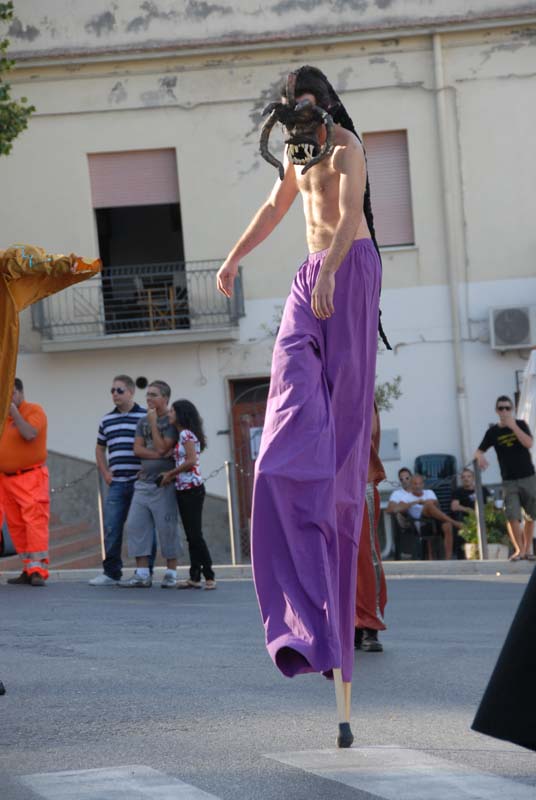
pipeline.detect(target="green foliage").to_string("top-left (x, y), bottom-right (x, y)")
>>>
top-left (459, 501), bottom-right (509, 547)
top-left (0, 1), bottom-right (35, 157)
top-left (375, 375), bottom-right (402, 412)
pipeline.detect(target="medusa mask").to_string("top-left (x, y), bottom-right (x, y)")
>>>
top-left (259, 73), bottom-right (335, 180)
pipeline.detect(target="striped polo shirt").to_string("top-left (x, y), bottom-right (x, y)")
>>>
top-left (97, 403), bottom-right (146, 482)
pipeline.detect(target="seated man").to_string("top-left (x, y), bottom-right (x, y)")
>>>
top-left (451, 467), bottom-right (490, 520)
top-left (385, 467), bottom-right (412, 510)
top-left (387, 473), bottom-right (463, 559)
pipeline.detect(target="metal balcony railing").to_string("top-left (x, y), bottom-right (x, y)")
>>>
top-left (31, 260), bottom-right (245, 341)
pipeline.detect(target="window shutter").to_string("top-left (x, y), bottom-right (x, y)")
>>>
top-left (87, 149), bottom-right (179, 208)
top-left (363, 131), bottom-right (414, 247)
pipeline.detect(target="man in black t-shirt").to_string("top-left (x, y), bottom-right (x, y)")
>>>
top-left (451, 468), bottom-right (490, 520)
top-left (475, 395), bottom-right (536, 561)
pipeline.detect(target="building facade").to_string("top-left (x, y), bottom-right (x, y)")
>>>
top-left (2, 0), bottom-right (536, 521)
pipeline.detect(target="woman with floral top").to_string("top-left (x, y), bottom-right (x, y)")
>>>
top-left (161, 399), bottom-right (216, 590)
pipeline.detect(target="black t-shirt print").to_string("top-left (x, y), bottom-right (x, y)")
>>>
top-left (478, 420), bottom-right (535, 481)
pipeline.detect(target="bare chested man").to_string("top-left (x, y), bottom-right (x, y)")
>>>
top-left (217, 66), bottom-right (383, 748)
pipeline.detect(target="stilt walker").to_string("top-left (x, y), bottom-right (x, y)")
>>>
top-left (216, 66), bottom-right (389, 747)
top-left (0, 243), bottom-right (100, 691)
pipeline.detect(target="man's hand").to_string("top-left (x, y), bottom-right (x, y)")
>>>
top-left (103, 470), bottom-right (113, 486)
top-left (311, 272), bottom-right (335, 320)
top-left (451, 499), bottom-right (461, 512)
top-left (217, 258), bottom-right (239, 298)
top-left (476, 452), bottom-right (489, 470)
top-left (147, 408), bottom-right (157, 425)
top-left (501, 409), bottom-right (516, 429)
top-left (9, 402), bottom-right (17, 418)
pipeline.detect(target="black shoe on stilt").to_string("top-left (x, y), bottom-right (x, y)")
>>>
top-left (336, 722), bottom-right (354, 748)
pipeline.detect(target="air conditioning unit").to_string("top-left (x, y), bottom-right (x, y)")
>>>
top-left (489, 305), bottom-right (536, 350)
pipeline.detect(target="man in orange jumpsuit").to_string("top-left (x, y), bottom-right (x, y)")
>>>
top-left (0, 378), bottom-right (49, 586)
top-left (355, 404), bottom-right (388, 652)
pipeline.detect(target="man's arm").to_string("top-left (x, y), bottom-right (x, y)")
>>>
top-left (147, 410), bottom-right (176, 456)
top-left (506, 418), bottom-right (534, 449)
top-left (474, 448), bottom-right (489, 470)
top-left (9, 403), bottom-right (38, 441)
top-left (217, 157), bottom-right (299, 298)
top-left (95, 444), bottom-right (113, 486)
top-left (133, 436), bottom-right (162, 459)
top-left (386, 498), bottom-right (421, 514)
top-left (311, 139), bottom-right (366, 320)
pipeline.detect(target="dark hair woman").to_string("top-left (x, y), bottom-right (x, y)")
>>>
top-left (161, 399), bottom-right (216, 590)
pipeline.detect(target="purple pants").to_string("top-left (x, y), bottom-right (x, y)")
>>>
top-left (251, 239), bottom-right (381, 683)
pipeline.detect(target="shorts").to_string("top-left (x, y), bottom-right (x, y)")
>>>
top-left (125, 482), bottom-right (182, 558)
top-left (503, 475), bottom-right (536, 522)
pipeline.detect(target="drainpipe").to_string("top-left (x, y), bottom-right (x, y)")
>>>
top-left (432, 32), bottom-right (471, 465)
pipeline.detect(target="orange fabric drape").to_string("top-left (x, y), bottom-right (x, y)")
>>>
top-left (0, 244), bottom-right (101, 437)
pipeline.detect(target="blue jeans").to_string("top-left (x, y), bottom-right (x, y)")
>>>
top-left (103, 481), bottom-right (155, 579)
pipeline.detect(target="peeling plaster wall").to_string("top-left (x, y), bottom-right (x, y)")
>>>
top-left (5, 1), bottom-right (536, 57)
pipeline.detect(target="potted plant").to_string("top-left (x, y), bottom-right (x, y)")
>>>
top-left (459, 501), bottom-right (510, 560)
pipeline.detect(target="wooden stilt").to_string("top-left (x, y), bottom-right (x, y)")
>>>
top-left (333, 668), bottom-right (347, 722)
top-left (333, 668), bottom-right (354, 748)
top-left (343, 680), bottom-right (352, 722)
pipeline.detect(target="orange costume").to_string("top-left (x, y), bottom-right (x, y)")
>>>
top-left (0, 244), bottom-right (101, 438)
top-left (355, 406), bottom-right (387, 634)
top-left (0, 402), bottom-right (50, 579)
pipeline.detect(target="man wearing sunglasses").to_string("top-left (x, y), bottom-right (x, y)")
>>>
top-left (90, 375), bottom-right (146, 586)
top-left (475, 395), bottom-right (536, 561)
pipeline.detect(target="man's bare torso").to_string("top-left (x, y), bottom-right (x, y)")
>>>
top-left (292, 126), bottom-right (371, 253)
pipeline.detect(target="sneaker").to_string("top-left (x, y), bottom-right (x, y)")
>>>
top-left (117, 572), bottom-right (152, 588)
top-left (29, 573), bottom-right (46, 587)
top-left (360, 628), bottom-right (383, 653)
top-left (89, 573), bottom-right (119, 586)
top-left (160, 573), bottom-right (177, 589)
top-left (7, 572), bottom-right (31, 585)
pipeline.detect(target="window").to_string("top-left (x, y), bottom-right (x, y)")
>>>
top-left (87, 149), bottom-right (187, 334)
top-left (362, 130), bottom-right (414, 247)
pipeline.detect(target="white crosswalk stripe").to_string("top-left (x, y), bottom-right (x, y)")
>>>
top-left (20, 766), bottom-right (222, 799)
top-left (266, 746), bottom-right (536, 799)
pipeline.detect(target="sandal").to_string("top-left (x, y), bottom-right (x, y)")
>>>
top-left (204, 580), bottom-right (217, 590)
top-left (176, 580), bottom-right (202, 590)
top-left (509, 554), bottom-right (521, 562)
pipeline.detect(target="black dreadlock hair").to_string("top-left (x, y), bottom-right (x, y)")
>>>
top-left (282, 66), bottom-right (391, 349)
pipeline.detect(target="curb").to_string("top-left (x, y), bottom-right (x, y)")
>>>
top-left (0, 561), bottom-right (533, 583)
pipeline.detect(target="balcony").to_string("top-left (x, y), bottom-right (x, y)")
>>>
top-left (31, 260), bottom-right (245, 351)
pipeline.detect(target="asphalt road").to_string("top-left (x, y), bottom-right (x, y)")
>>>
top-left (1, 574), bottom-right (535, 799)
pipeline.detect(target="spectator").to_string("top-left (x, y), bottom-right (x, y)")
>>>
top-left (385, 467), bottom-right (413, 512)
top-left (119, 380), bottom-right (182, 588)
top-left (161, 399), bottom-right (216, 590)
top-left (0, 378), bottom-right (49, 586)
top-left (474, 395), bottom-right (536, 561)
top-left (387, 473), bottom-right (463, 559)
top-left (451, 468), bottom-right (490, 520)
top-left (89, 375), bottom-right (147, 586)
